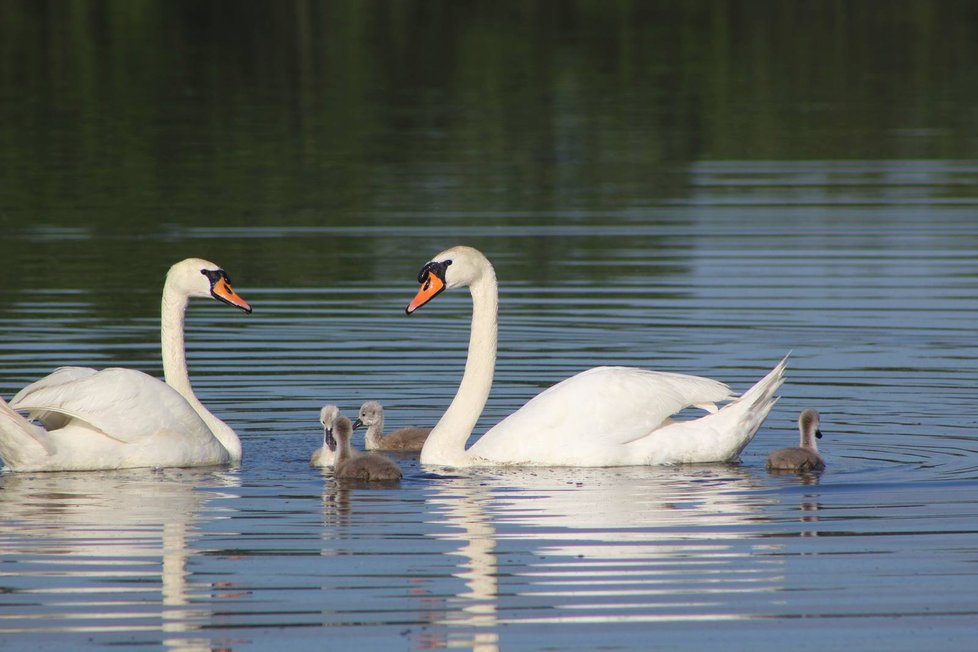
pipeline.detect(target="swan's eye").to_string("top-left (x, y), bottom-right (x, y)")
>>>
top-left (200, 269), bottom-right (227, 286)
top-left (417, 259), bottom-right (452, 284)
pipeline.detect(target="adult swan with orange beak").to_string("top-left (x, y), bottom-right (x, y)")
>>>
top-left (406, 245), bottom-right (788, 468)
top-left (0, 258), bottom-right (251, 471)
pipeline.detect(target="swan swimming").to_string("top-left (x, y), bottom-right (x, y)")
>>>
top-left (0, 258), bottom-right (251, 471)
top-left (310, 404), bottom-right (339, 467)
top-left (766, 408), bottom-right (825, 472)
top-left (332, 413), bottom-right (403, 482)
top-left (353, 400), bottom-right (431, 452)
top-left (406, 245), bottom-right (787, 468)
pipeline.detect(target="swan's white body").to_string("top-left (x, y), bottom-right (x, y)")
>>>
top-left (0, 258), bottom-right (250, 472)
top-left (407, 246), bottom-right (787, 468)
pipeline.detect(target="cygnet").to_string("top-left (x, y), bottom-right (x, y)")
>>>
top-left (766, 408), bottom-right (826, 472)
top-left (353, 400), bottom-right (431, 452)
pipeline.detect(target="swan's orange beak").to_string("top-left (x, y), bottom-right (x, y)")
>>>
top-left (212, 277), bottom-right (253, 314)
top-left (406, 270), bottom-right (445, 315)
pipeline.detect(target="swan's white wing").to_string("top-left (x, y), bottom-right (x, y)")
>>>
top-left (10, 367), bottom-right (212, 444)
top-left (470, 366), bottom-right (732, 463)
top-left (10, 366), bottom-right (99, 403)
top-left (9, 367), bottom-right (101, 429)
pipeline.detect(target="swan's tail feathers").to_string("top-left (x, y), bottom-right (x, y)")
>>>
top-left (719, 354), bottom-right (789, 460)
top-left (0, 396), bottom-right (53, 470)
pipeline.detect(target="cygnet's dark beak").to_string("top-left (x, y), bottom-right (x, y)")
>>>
top-left (325, 428), bottom-right (337, 452)
top-left (815, 429), bottom-right (823, 439)
top-left (352, 418), bottom-right (364, 430)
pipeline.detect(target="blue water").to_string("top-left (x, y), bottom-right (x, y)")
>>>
top-left (3, 3), bottom-right (978, 649)
top-left (3, 182), bottom-right (978, 649)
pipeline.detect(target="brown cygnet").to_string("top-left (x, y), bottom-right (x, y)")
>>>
top-left (333, 414), bottom-right (403, 482)
top-left (766, 408), bottom-right (826, 472)
top-left (353, 400), bottom-right (432, 452)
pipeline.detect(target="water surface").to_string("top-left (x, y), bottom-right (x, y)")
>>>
top-left (2, 2), bottom-right (978, 650)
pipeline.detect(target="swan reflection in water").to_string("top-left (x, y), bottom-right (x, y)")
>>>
top-left (420, 465), bottom-right (790, 650)
top-left (0, 468), bottom-right (240, 652)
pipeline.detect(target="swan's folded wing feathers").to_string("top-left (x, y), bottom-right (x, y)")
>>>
top-left (10, 368), bottom-right (212, 444)
top-left (475, 366), bottom-right (734, 459)
top-left (10, 366), bottom-right (98, 405)
top-left (11, 367), bottom-right (101, 428)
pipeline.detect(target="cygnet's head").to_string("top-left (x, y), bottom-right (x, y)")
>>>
top-left (320, 404), bottom-right (340, 451)
top-left (353, 401), bottom-right (384, 429)
top-left (333, 415), bottom-right (354, 448)
top-left (798, 408), bottom-right (823, 447)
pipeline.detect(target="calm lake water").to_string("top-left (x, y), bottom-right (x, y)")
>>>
top-left (2, 2), bottom-right (978, 650)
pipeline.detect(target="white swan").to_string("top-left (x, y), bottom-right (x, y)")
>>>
top-left (0, 258), bottom-right (251, 471)
top-left (405, 245), bottom-right (788, 468)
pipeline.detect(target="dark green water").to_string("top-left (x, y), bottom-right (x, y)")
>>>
top-left (3, 1), bottom-right (977, 290)
top-left (2, 2), bottom-right (978, 650)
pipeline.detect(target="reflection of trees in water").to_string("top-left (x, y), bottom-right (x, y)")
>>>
top-left (419, 465), bottom-right (786, 647)
top-left (0, 468), bottom-right (241, 651)
top-left (2, 2), bottom-right (976, 296)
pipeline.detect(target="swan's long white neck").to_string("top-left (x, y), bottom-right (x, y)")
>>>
top-left (420, 264), bottom-right (498, 466)
top-left (160, 284), bottom-right (242, 462)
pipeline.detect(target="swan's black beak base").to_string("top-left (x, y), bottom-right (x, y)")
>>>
top-left (204, 269), bottom-right (253, 314)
